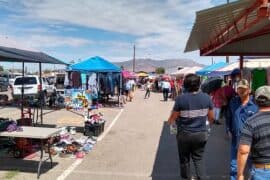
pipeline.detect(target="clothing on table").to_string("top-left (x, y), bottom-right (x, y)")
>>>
top-left (252, 68), bottom-right (267, 92)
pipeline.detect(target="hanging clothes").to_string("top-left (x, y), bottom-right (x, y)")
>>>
top-left (252, 68), bottom-right (267, 92)
top-left (70, 71), bottom-right (82, 88)
top-left (64, 72), bottom-right (69, 86)
top-left (267, 68), bottom-right (270, 86)
top-left (87, 73), bottom-right (98, 96)
top-left (242, 68), bottom-right (252, 83)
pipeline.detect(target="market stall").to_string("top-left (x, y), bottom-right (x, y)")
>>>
top-left (65, 56), bottom-right (121, 137)
top-left (196, 62), bottom-right (227, 76)
top-left (185, 0), bottom-right (270, 92)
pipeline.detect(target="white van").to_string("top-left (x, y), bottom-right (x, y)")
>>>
top-left (12, 75), bottom-right (56, 100)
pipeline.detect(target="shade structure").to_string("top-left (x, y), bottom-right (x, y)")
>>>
top-left (69, 56), bottom-right (121, 72)
top-left (196, 62), bottom-right (227, 76)
top-left (208, 57), bottom-right (270, 76)
top-left (185, 0), bottom-right (270, 56)
top-left (137, 72), bottom-right (149, 77)
top-left (0, 45), bottom-right (67, 64)
top-left (171, 66), bottom-right (202, 76)
top-left (122, 70), bottom-right (137, 78)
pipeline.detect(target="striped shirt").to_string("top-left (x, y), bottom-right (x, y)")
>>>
top-left (240, 111), bottom-right (270, 164)
top-left (173, 91), bottom-right (213, 132)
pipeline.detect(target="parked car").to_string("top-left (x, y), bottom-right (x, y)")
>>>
top-left (12, 75), bottom-right (56, 100)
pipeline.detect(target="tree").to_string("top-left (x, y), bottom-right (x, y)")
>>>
top-left (155, 67), bottom-right (165, 74)
top-left (0, 65), bottom-right (3, 71)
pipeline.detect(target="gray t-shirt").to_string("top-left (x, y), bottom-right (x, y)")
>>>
top-left (240, 111), bottom-right (270, 164)
top-left (173, 92), bottom-right (213, 132)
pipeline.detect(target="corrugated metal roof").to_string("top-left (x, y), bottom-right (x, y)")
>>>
top-left (185, 0), bottom-right (270, 55)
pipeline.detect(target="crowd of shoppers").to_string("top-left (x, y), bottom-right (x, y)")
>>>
top-left (166, 72), bottom-right (270, 180)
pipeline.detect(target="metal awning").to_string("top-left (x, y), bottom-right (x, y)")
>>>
top-left (0, 46), bottom-right (67, 64)
top-left (185, 0), bottom-right (270, 56)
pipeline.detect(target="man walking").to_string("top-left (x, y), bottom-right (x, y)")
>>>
top-left (162, 79), bottom-right (171, 101)
top-left (237, 86), bottom-right (270, 180)
top-left (144, 80), bottom-right (151, 99)
top-left (168, 74), bottom-right (214, 180)
top-left (226, 79), bottom-right (258, 180)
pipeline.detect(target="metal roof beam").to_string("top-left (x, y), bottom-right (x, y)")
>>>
top-left (200, 0), bottom-right (269, 56)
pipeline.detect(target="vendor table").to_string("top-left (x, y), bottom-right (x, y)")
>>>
top-left (0, 126), bottom-right (61, 179)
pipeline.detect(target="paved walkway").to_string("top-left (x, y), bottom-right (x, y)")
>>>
top-left (66, 90), bottom-right (230, 180)
top-left (0, 90), bottom-right (231, 179)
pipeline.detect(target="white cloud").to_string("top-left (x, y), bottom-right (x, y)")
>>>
top-left (17, 0), bottom-right (213, 36)
top-left (0, 33), bottom-right (92, 52)
top-left (0, 0), bottom-right (219, 64)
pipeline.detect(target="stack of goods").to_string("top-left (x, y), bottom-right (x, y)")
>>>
top-left (47, 133), bottom-right (97, 159)
top-left (84, 113), bottom-right (105, 137)
top-left (0, 118), bottom-right (23, 132)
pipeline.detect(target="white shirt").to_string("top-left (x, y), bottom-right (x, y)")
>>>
top-left (162, 81), bottom-right (171, 89)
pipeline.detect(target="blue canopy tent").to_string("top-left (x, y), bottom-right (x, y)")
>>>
top-left (69, 56), bottom-right (122, 104)
top-left (196, 62), bottom-right (227, 76)
top-left (69, 56), bottom-right (121, 72)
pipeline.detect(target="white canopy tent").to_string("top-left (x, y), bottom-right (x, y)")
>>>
top-left (218, 58), bottom-right (270, 72)
top-left (171, 66), bottom-right (202, 76)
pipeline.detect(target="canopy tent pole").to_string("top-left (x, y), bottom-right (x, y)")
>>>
top-left (39, 62), bottom-right (43, 124)
top-left (239, 55), bottom-right (244, 79)
top-left (21, 61), bottom-right (25, 118)
top-left (118, 73), bottom-right (121, 105)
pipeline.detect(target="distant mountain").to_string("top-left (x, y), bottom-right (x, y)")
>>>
top-left (114, 58), bottom-right (204, 73)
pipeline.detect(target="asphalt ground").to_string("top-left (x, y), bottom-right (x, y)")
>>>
top-left (0, 89), bottom-right (230, 180)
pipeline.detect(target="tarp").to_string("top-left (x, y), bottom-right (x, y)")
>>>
top-left (171, 66), bottom-right (202, 76)
top-left (122, 70), bottom-right (137, 78)
top-left (196, 62), bottom-right (227, 76)
top-left (0, 46), bottom-right (67, 64)
top-left (208, 58), bottom-right (270, 77)
top-left (69, 56), bottom-right (121, 72)
top-left (137, 72), bottom-right (149, 77)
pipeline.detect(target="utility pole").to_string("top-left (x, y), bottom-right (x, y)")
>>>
top-left (133, 45), bottom-right (136, 72)
top-left (226, 0), bottom-right (230, 63)
top-left (211, 57), bottom-right (214, 65)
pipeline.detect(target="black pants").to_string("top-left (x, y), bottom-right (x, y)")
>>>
top-left (163, 88), bottom-right (169, 101)
top-left (145, 89), bottom-right (150, 98)
top-left (176, 131), bottom-right (208, 180)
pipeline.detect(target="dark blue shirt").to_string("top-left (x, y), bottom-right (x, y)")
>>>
top-left (173, 92), bottom-right (213, 132)
top-left (226, 96), bottom-right (258, 137)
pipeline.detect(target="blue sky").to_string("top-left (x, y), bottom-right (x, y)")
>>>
top-left (0, 0), bottom-right (236, 70)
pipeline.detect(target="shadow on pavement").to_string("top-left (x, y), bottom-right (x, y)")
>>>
top-left (151, 120), bottom-right (230, 180)
top-left (0, 157), bottom-right (58, 175)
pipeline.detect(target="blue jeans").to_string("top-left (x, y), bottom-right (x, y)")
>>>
top-left (251, 168), bottom-right (270, 180)
top-left (230, 137), bottom-right (238, 180)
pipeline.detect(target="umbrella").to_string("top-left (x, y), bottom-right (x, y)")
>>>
top-left (201, 77), bottom-right (223, 94)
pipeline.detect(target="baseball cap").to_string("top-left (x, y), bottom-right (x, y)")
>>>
top-left (255, 86), bottom-right (270, 101)
top-left (237, 79), bottom-right (249, 89)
